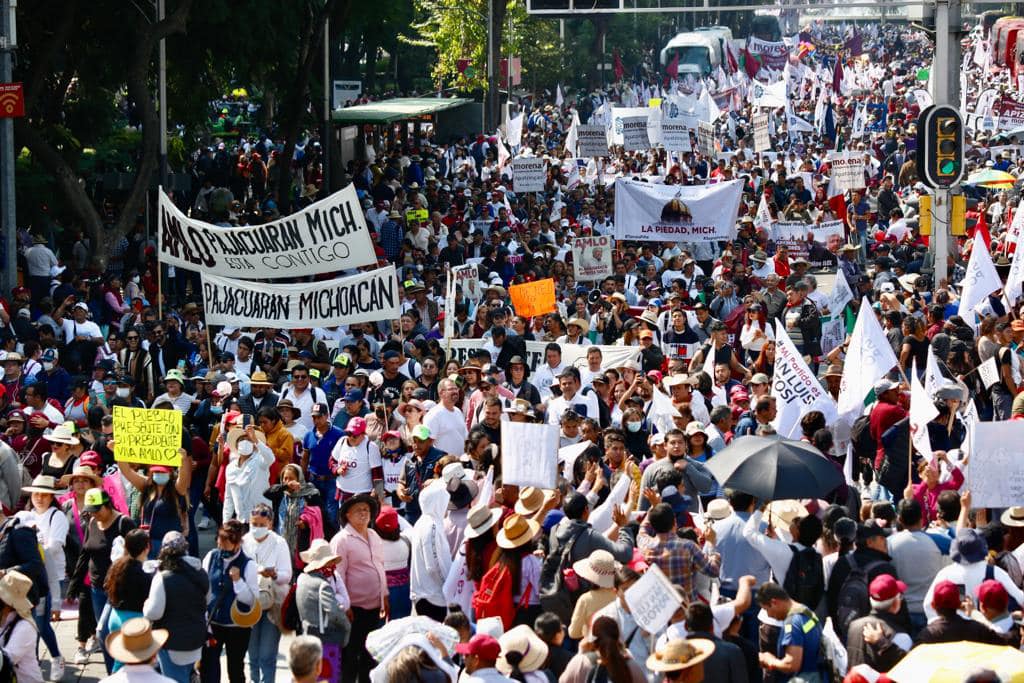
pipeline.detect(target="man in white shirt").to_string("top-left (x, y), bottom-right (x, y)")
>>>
top-left (329, 417), bottom-right (384, 500)
top-left (280, 365), bottom-right (328, 431)
top-left (423, 378), bottom-right (468, 456)
top-left (532, 343), bottom-right (565, 401)
top-left (546, 367), bottom-right (599, 425)
top-left (57, 301), bottom-right (103, 346)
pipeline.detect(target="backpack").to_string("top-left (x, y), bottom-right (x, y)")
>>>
top-left (584, 652), bottom-right (609, 683)
top-left (472, 562), bottom-right (531, 630)
top-left (280, 582), bottom-right (302, 635)
top-left (783, 545), bottom-right (825, 611)
top-left (835, 554), bottom-right (885, 645)
top-left (850, 414), bottom-right (876, 461)
top-left (539, 526), bottom-right (588, 624)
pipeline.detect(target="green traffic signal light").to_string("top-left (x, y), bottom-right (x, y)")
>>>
top-left (940, 159), bottom-right (958, 175)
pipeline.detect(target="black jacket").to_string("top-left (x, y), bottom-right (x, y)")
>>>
top-left (826, 547), bottom-right (899, 625)
top-left (0, 517), bottom-right (47, 603)
top-left (916, 613), bottom-right (1011, 646)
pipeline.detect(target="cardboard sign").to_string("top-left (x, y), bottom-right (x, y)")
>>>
top-left (576, 125), bottom-right (610, 157)
top-left (620, 116), bottom-right (651, 151)
top-left (819, 316), bottom-right (846, 356)
top-left (501, 421), bottom-right (559, 490)
top-left (113, 406), bottom-right (183, 466)
top-left (572, 235), bottom-right (613, 281)
top-left (697, 122), bottom-right (716, 157)
top-left (451, 264), bottom-right (481, 307)
top-left (624, 564), bottom-right (682, 635)
top-left (512, 157), bottom-right (546, 193)
top-left (753, 113), bottom-right (771, 152)
top-left (969, 421), bottom-right (1024, 508)
top-left (509, 278), bottom-right (556, 318)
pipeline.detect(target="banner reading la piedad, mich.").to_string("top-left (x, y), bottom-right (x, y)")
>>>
top-left (202, 265), bottom-right (400, 329)
top-left (159, 183), bottom-right (377, 279)
top-left (613, 178), bottom-right (744, 242)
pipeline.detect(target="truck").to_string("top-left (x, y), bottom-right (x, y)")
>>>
top-left (660, 31), bottom-right (723, 78)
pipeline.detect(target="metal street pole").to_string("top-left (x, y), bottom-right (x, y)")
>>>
top-left (322, 16), bottom-right (331, 195)
top-left (0, 0), bottom-right (16, 296)
top-left (158, 0), bottom-right (168, 190)
top-left (930, 0), bottom-right (960, 286)
top-left (487, 0), bottom-right (495, 131)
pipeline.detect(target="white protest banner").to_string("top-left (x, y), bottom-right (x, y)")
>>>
top-left (753, 113), bottom-right (771, 152)
top-left (771, 321), bottom-right (838, 439)
top-left (836, 297), bottom-right (898, 439)
top-left (747, 37), bottom-right (790, 72)
top-left (501, 421), bottom-right (559, 490)
top-left (977, 356), bottom-right (1000, 389)
top-left (452, 263), bottom-right (481, 307)
top-left (512, 157), bottom-right (546, 193)
top-left (613, 178), bottom-right (743, 243)
top-left (660, 115), bottom-right (692, 152)
top-left (1006, 212), bottom-right (1024, 305)
top-left (697, 122), bottom-right (716, 157)
top-left (447, 339), bottom-right (639, 376)
top-left (910, 360), bottom-right (938, 459)
top-left (624, 564), bottom-right (682, 635)
top-left (559, 441), bottom-right (592, 480)
top-left (968, 421), bottom-right (1024, 508)
top-left (620, 116), bottom-right (651, 151)
top-left (610, 106), bottom-right (661, 146)
top-left (958, 238), bottom-right (1001, 317)
top-left (158, 184), bottom-right (376, 279)
top-left (572, 235), bottom-right (613, 281)
top-left (201, 265), bottom-right (399, 329)
top-left (589, 472), bottom-right (630, 535)
top-left (751, 80), bottom-right (787, 109)
top-left (828, 152), bottom-right (866, 192)
top-left (819, 317), bottom-right (846, 356)
top-left (576, 124), bottom-right (610, 157)
top-left (828, 268), bottom-right (854, 314)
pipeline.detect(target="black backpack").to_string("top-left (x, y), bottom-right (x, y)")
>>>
top-left (850, 414), bottom-right (876, 461)
top-left (835, 554), bottom-right (885, 646)
top-left (0, 618), bottom-right (20, 683)
top-left (783, 545), bottom-right (825, 610)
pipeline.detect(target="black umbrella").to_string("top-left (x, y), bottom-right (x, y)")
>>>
top-left (703, 435), bottom-right (844, 501)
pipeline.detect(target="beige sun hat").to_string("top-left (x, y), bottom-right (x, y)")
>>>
top-left (0, 571), bottom-right (34, 624)
top-left (300, 538), bottom-right (341, 573)
top-left (497, 625), bottom-right (550, 676)
top-left (646, 638), bottom-right (715, 673)
top-left (105, 618), bottom-right (168, 664)
top-left (571, 549), bottom-right (617, 589)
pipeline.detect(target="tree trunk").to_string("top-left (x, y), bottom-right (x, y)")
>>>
top-left (364, 38), bottom-right (379, 94)
top-left (274, 0), bottom-right (346, 214)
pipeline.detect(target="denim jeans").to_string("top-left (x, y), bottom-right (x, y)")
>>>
top-left (312, 478), bottom-right (339, 530)
top-left (248, 613), bottom-right (281, 683)
top-left (90, 586), bottom-right (114, 673)
top-left (158, 651), bottom-right (195, 683)
top-left (33, 592), bottom-right (60, 658)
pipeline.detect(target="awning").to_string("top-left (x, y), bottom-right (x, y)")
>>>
top-left (331, 97), bottom-right (473, 125)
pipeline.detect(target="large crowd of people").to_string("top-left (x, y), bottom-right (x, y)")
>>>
top-left (3, 15), bottom-right (1024, 683)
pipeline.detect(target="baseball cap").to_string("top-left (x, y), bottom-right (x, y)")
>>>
top-left (868, 574), bottom-right (906, 602)
top-left (412, 424), bottom-right (432, 441)
top-left (932, 579), bottom-right (961, 611)
top-left (382, 350), bottom-right (400, 361)
top-left (455, 634), bottom-right (501, 661)
top-left (343, 388), bottom-right (364, 403)
top-left (345, 417), bottom-right (367, 436)
top-left (332, 354), bottom-right (352, 367)
top-left (873, 378), bottom-right (898, 395)
top-left (73, 302), bottom-right (89, 312)
top-left (857, 523), bottom-right (888, 543)
top-left (751, 373), bottom-right (770, 385)
top-left (310, 403), bottom-right (330, 418)
top-left (976, 579), bottom-right (1009, 612)
top-left (82, 488), bottom-right (112, 513)
top-left (375, 506), bottom-right (400, 535)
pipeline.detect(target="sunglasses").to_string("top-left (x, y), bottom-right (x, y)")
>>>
top-left (292, 374), bottom-right (308, 380)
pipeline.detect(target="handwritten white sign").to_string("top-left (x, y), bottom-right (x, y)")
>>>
top-left (501, 421), bottom-right (559, 489)
top-left (624, 564), bottom-right (682, 635)
top-left (968, 421), bottom-right (1024, 508)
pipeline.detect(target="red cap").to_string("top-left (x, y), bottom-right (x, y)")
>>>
top-left (382, 430), bottom-right (402, 442)
top-left (78, 450), bottom-right (102, 469)
top-left (868, 574), bottom-right (906, 602)
top-left (976, 579), bottom-right (1009, 612)
top-left (646, 370), bottom-right (663, 384)
top-left (375, 506), bottom-right (400, 535)
top-left (454, 634), bottom-right (501, 661)
top-left (149, 465), bottom-right (173, 474)
top-left (932, 579), bottom-right (961, 611)
top-left (345, 416), bottom-right (367, 436)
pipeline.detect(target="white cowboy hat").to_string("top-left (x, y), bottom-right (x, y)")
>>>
top-left (571, 549), bottom-right (616, 589)
top-left (43, 423), bottom-right (79, 445)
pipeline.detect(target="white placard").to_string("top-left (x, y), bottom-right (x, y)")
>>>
top-left (613, 178), bottom-right (744, 243)
top-left (771, 321), bottom-right (838, 439)
top-left (332, 80), bottom-right (362, 108)
top-left (452, 264), bottom-right (481, 307)
top-left (201, 266), bottom-right (399, 329)
top-left (576, 125), bottom-right (610, 157)
top-left (501, 421), bottom-right (559, 490)
top-left (624, 564), bottom-right (682, 635)
top-left (969, 421), bottom-right (1024, 508)
top-left (828, 152), bottom-right (866, 192)
top-left (447, 340), bottom-right (639, 375)
top-left (620, 116), bottom-right (651, 151)
top-left (697, 122), bottom-right (716, 157)
top-left (753, 113), bottom-right (771, 152)
top-left (610, 106), bottom-right (661, 146)
top-left (158, 184), bottom-right (376, 279)
top-left (819, 317), bottom-right (846, 356)
top-left (512, 158), bottom-right (546, 193)
top-left (572, 235), bottom-right (613, 281)
top-left (977, 356), bottom-right (1000, 389)
top-left (661, 116), bottom-right (692, 152)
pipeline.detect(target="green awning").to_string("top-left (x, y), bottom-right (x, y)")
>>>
top-left (331, 97), bottom-right (473, 125)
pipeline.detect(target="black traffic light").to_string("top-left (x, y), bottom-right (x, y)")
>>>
top-left (917, 105), bottom-right (964, 189)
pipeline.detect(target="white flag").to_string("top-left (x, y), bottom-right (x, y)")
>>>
top-left (649, 387), bottom-right (681, 435)
top-left (556, 84), bottom-right (564, 107)
top-left (1005, 209), bottom-right (1024, 306)
top-left (924, 346), bottom-right (945, 398)
top-left (754, 194), bottom-right (774, 232)
top-left (771, 321), bottom-right (838, 439)
top-left (563, 109), bottom-right (581, 157)
top-left (957, 238), bottom-right (1001, 317)
top-left (507, 113), bottom-right (524, 147)
top-left (699, 87), bottom-right (721, 123)
top-left (977, 356), bottom-right (1000, 389)
top-left (851, 104), bottom-right (867, 139)
top-left (496, 134), bottom-right (511, 169)
top-left (910, 360), bottom-right (938, 460)
top-left (828, 268), bottom-right (854, 315)
top-left (836, 298), bottom-right (899, 439)
top-left (751, 79), bottom-right (787, 109)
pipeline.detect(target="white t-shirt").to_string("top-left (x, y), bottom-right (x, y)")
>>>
top-left (329, 436), bottom-right (382, 494)
top-left (546, 390), bottom-right (600, 425)
top-left (60, 318), bottom-right (102, 345)
top-left (423, 403), bottom-right (468, 456)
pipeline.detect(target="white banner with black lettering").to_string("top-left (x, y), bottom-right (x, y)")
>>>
top-left (610, 106), bottom-right (661, 146)
top-left (753, 113), bottom-right (771, 152)
top-left (660, 115), bottom-right (692, 152)
top-left (771, 321), bottom-right (838, 439)
top-left (201, 266), bottom-right (400, 329)
top-left (158, 184), bottom-right (376, 279)
top-left (512, 158), bottom-right (546, 192)
top-left (572, 235), bottom-right (613, 281)
top-left (613, 178), bottom-right (743, 242)
top-left (697, 122), bottom-right (716, 157)
top-left (576, 124), bottom-right (610, 157)
top-left (620, 116), bottom-right (651, 151)
top-left (447, 339), bottom-right (639, 376)
top-left (828, 152), bottom-right (866, 192)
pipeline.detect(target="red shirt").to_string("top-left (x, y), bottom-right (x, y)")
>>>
top-left (870, 400), bottom-right (907, 470)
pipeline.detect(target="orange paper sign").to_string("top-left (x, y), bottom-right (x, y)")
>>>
top-left (509, 279), bottom-right (556, 318)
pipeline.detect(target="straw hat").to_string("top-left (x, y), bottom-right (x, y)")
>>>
top-left (300, 538), bottom-right (341, 573)
top-left (0, 571), bottom-right (34, 624)
top-left (43, 423), bottom-right (80, 445)
top-left (705, 499), bottom-right (733, 521)
top-left (105, 618), bottom-right (168, 664)
top-left (58, 465), bottom-right (102, 489)
top-left (566, 317), bottom-right (590, 334)
top-left (639, 310), bottom-right (660, 326)
top-left (646, 638), bottom-right (715, 673)
top-left (513, 487), bottom-right (554, 517)
top-left (767, 499), bottom-right (807, 526)
top-left (1001, 507), bottom-right (1024, 528)
top-left (21, 474), bottom-right (66, 495)
top-left (495, 513), bottom-right (540, 550)
top-left (463, 504), bottom-right (503, 540)
top-left (823, 363), bottom-right (844, 378)
top-left (497, 625), bottom-right (550, 676)
top-left (249, 371), bottom-right (272, 386)
top-left (571, 549), bottom-right (616, 589)
top-left (226, 426), bottom-right (267, 452)
top-left (230, 597), bottom-right (263, 628)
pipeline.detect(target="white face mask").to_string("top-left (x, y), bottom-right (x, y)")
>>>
top-left (42, 362), bottom-right (54, 372)
top-left (236, 440), bottom-right (255, 457)
top-left (131, 276), bottom-right (140, 284)
top-left (250, 526), bottom-right (269, 540)
top-left (115, 387), bottom-right (130, 398)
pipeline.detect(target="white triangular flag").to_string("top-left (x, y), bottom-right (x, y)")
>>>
top-left (829, 268), bottom-right (854, 315)
top-left (754, 194), bottom-right (774, 232)
top-left (924, 346), bottom-right (945, 398)
top-left (910, 360), bottom-right (938, 460)
top-left (649, 388), bottom-right (681, 435)
top-left (957, 238), bottom-right (1001, 317)
top-left (836, 298), bottom-right (899, 440)
top-left (556, 84), bottom-right (564, 107)
top-left (1005, 206), bottom-right (1024, 306)
top-left (771, 321), bottom-right (838, 438)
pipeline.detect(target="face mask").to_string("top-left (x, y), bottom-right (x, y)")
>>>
top-left (131, 276), bottom-right (140, 284)
top-left (115, 388), bottom-right (131, 398)
top-left (43, 362), bottom-right (54, 372)
top-left (219, 548), bottom-right (235, 559)
top-left (210, 405), bottom-right (224, 415)
top-left (152, 473), bottom-right (171, 486)
top-left (626, 421), bottom-right (643, 433)
top-left (236, 440), bottom-right (255, 456)
top-left (250, 526), bottom-right (269, 540)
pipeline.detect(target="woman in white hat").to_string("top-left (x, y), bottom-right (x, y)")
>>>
top-left (39, 422), bottom-right (80, 481)
top-left (15, 474), bottom-right (68, 677)
top-left (567, 550), bottom-right (618, 641)
top-left (0, 571), bottom-right (43, 683)
top-left (222, 423), bottom-right (274, 524)
top-left (497, 624), bottom-right (551, 681)
top-left (295, 539), bottom-right (350, 683)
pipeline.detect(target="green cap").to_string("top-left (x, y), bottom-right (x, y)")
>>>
top-left (412, 425), bottom-right (432, 441)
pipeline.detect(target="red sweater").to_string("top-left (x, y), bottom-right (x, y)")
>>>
top-left (870, 400), bottom-right (907, 470)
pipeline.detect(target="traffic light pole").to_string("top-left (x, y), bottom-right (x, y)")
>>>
top-left (930, 0), bottom-right (961, 286)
